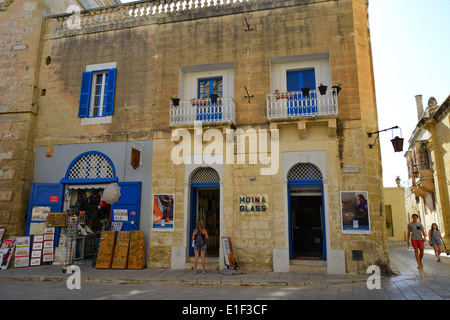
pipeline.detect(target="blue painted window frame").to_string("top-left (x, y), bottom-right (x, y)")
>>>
top-left (79, 68), bottom-right (117, 118)
top-left (196, 77), bottom-right (223, 122)
top-left (60, 151), bottom-right (118, 184)
top-left (198, 77), bottom-right (223, 100)
top-left (286, 69), bottom-right (317, 116)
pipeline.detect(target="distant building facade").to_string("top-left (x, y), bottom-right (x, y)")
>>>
top-left (405, 94), bottom-right (450, 245)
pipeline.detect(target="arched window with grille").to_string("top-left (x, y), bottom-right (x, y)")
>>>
top-left (287, 162), bottom-right (323, 186)
top-left (60, 151), bottom-right (118, 184)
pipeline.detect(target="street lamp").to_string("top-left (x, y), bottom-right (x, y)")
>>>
top-left (367, 126), bottom-right (404, 152)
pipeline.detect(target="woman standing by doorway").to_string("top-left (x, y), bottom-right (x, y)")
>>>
top-left (192, 220), bottom-right (209, 273)
top-left (428, 223), bottom-right (445, 262)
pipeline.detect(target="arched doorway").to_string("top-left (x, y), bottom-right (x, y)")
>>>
top-left (189, 167), bottom-right (221, 257)
top-left (287, 162), bottom-right (326, 260)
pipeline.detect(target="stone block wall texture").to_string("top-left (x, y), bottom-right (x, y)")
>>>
top-left (0, 0), bottom-right (44, 237)
top-left (3, 0), bottom-right (390, 273)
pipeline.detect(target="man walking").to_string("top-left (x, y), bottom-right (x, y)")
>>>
top-left (407, 214), bottom-right (427, 269)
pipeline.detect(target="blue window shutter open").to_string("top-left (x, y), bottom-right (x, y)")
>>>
top-left (79, 72), bottom-right (93, 118)
top-left (105, 68), bottom-right (117, 116)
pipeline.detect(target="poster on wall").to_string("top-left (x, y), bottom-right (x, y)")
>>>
top-left (221, 237), bottom-right (237, 270)
top-left (340, 191), bottom-right (370, 234)
top-left (0, 239), bottom-right (15, 270)
top-left (152, 194), bottom-right (174, 231)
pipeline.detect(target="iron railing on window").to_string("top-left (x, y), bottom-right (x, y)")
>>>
top-left (266, 88), bottom-right (339, 120)
top-left (169, 97), bottom-right (236, 126)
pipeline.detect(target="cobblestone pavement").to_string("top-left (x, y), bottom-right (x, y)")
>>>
top-left (0, 244), bottom-right (448, 300)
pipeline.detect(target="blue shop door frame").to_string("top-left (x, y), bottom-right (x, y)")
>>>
top-left (189, 182), bottom-right (220, 257)
top-left (111, 182), bottom-right (142, 231)
top-left (26, 183), bottom-right (65, 249)
top-left (288, 181), bottom-right (326, 261)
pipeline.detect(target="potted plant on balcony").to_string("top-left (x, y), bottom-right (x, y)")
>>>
top-left (274, 89), bottom-right (293, 99)
top-left (210, 94), bottom-right (219, 104)
top-left (332, 84), bottom-right (342, 96)
top-left (318, 83), bottom-right (328, 95)
top-left (171, 97), bottom-right (180, 107)
top-left (191, 98), bottom-right (207, 106)
top-left (301, 85), bottom-right (310, 97)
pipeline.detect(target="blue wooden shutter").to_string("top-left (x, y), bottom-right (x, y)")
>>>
top-left (301, 69), bottom-right (316, 90)
top-left (26, 183), bottom-right (65, 247)
top-left (79, 72), bottom-right (93, 118)
top-left (111, 182), bottom-right (141, 231)
top-left (105, 68), bottom-right (117, 116)
top-left (287, 71), bottom-right (301, 92)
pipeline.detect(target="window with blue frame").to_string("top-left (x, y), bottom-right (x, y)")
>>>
top-left (197, 77), bottom-right (223, 121)
top-left (286, 69), bottom-right (317, 116)
top-left (79, 68), bottom-right (117, 118)
top-left (198, 77), bottom-right (223, 100)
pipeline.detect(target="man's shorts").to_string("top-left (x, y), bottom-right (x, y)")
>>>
top-left (411, 239), bottom-right (425, 250)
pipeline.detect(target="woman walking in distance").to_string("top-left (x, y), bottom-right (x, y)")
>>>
top-left (428, 223), bottom-right (445, 262)
top-left (192, 220), bottom-right (209, 274)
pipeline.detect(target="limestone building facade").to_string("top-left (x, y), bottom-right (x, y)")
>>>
top-left (0, 0), bottom-right (390, 274)
top-left (405, 94), bottom-right (450, 246)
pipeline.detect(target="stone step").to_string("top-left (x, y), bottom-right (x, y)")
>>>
top-left (289, 259), bottom-right (327, 273)
top-left (186, 256), bottom-right (220, 271)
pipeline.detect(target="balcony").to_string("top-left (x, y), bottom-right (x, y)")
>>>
top-left (266, 88), bottom-right (339, 120)
top-left (410, 164), bottom-right (435, 197)
top-left (169, 97), bottom-right (236, 127)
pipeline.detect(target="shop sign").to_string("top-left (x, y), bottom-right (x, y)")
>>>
top-left (221, 237), bottom-right (237, 269)
top-left (238, 194), bottom-right (268, 213)
top-left (49, 196), bottom-right (59, 202)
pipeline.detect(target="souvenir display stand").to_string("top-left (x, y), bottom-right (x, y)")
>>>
top-left (95, 231), bottom-right (116, 269)
top-left (112, 231), bottom-right (130, 269)
top-left (128, 230), bottom-right (145, 269)
top-left (95, 230), bottom-right (145, 270)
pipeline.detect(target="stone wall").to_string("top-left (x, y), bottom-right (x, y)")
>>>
top-left (3, 0), bottom-right (389, 273)
top-left (0, 0), bottom-right (44, 237)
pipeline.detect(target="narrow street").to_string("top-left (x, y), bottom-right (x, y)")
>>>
top-left (0, 245), bottom-right (448, 301)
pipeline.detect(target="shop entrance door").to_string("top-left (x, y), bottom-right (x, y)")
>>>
top-left (189, 187), bottom-right (220, 257)
top-left (289, 187), bottom-right (324, 260)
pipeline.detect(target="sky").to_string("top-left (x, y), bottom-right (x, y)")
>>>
top-left (120, 0), bottom-right (450, 187)
top-left (368, 0), bottom-right (450, 187)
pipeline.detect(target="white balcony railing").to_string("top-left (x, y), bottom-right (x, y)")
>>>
top-left (169, 97), bottom-right (236, 126)
top-left (266, 88), bottom-right (339, 120)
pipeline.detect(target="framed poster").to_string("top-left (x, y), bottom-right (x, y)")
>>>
top-left (30, 258), bottom-right (41, 266)
top-left (221, 237), bottom-right (237, 270)
top-left (0, 239), bottom-right (15, 270)
top-left (32, 242), bottom-right (43, 250)
top-left (31, 206), bottom-right (51, 221)
top-left (340, 191), bottom-right (371, 234)
top-left (14, 256), bottom-right (29, 268)
top-left (33, 235), bottom-right (44, 243)
top-left (43, 254), bottom-right (54, 262)
top-left (152, 194), bottom-right (174, 232)
top-left (31, 250), bottom-right (42, 258)
top-left (47, 212), bottom-right (68, 227)
top-left (113, 209), bottom-right (128, 222)
top-left (29, 222), bottom-right (46, 235)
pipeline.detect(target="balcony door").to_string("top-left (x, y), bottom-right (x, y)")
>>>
top-left (286, 69), bottom-right (317, 116)
top-left (197, 77), bottom-right (223, 121)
